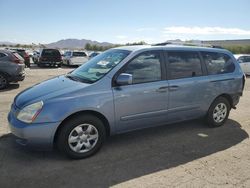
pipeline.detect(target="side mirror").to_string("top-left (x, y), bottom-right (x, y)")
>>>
top-left (116, 73), bottom-right (132, 86)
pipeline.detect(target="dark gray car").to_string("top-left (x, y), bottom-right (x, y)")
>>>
top-left (0, 50), bottom-right (25, 89)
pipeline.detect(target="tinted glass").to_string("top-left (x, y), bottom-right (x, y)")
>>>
top-left (168, 51), bottom-right (202, 79)
top-left (124, 51), bottom-right (161, 84)
top-left (42, 49), bottom-right (61, 57)
top-left (0, 53), bottom-right (6, 58)
top-left (70, 49), bottom-right (130, 83)
top-left (72, 52), bottom-right (87, 57)
top-left (202, 52), bottom-right (235, 75)
top-left (13, 52), bottom-right (24, 60)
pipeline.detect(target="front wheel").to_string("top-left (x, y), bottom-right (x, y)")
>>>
top-left (206, 97), bottom-right (231, 127)
top-left (56, 115), bottom-right (106, 159)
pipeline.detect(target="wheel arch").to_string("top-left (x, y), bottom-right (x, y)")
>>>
top-left (216, 93), bottom-right (233, 108)
top-left (53, 110), bottom-right (111, 145)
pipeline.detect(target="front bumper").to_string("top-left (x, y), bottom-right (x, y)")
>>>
top-left (8, 109), bottom-right (61, 149)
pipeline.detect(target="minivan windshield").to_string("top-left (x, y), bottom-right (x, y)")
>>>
top-left (69, 49), bottom-right (130, 83)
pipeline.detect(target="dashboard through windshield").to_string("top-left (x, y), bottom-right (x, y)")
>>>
top-left (69, 49), bottom-right (131, 83)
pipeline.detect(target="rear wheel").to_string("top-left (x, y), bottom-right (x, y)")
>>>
top-left (206, 97), bottom-right (231, 127)
top-left (56, 114), bottom-right (106, 159)
top-left (0, 73), bottom-right (8, 89)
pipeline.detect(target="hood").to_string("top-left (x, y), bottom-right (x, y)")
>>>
top-left (15, 75), bottom-right (89, 108)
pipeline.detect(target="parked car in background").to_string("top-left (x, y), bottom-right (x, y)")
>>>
top-left (8, 45), bottom-right (245, 159)
top-left (234, 54), bottom-right (250, 75)
top-left (89, 51), bottom-right (101, 59)
top-left (37, 49), bottom-right (62, 67)
top-left (11, 49), bottom-right (30, 67)
top-left (0, 50), bottom-right (25, 89)
top-left (62, 51), bottom-right (88, 66)
top-left (32, 51), bottom-right (40, 63)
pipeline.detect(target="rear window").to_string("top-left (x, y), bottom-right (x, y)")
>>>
top-left (72, 52), bottom-right (87, 57)
top-left (201, 52), bottom-right (235, 75)
top-left (17, 50), bottom-right (25, 52)
top-left (238, 56), bottom-right (250, 63)
top-left (13, 52), bottom-right (24, 60)
top-left (42, 49), bottom-right (61, 57)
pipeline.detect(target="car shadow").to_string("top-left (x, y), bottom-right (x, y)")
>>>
top-left (0, 83), bottom-right (20, 92)
top-left (0, 119), bottom-right (248, 188)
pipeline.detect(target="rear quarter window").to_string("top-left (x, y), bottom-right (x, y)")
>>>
top-left (201, 52), bottom-right (235, 75)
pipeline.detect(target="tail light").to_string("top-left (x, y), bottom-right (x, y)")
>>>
top-left (24, 52), bottom-right (29, 59)
top-left (12, 54), bottom-right (23, 64)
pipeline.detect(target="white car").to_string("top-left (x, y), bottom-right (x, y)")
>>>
top-left (63, 51), bottom-right (88, 66)
top-left (234, 54), bottom-right (250, 75)
top-left (32, 51), bottom-right (40, 64)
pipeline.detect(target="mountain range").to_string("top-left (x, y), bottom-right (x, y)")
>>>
top-left (0, 39), bottom-right (114, 49)
top-left (45, 39), bottom-right (113, 49)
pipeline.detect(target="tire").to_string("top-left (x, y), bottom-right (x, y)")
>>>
top-left (0, 73), bottom-right (9, 90)
top-left (56, 114), bottom-right (106, 159)
top-left (206, 97), bottom-right (231, 127)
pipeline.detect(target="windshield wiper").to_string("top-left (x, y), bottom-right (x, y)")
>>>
top-left (66, 74), bottom-right (93, 84)
top-left (66, 74), bottom-right (80, 82)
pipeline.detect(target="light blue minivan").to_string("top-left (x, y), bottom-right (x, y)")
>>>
top-left (8, 45), bottom-right (245, 159)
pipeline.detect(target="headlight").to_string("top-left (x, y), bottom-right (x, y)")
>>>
top-left (17, 101), bottom-right (43, 123)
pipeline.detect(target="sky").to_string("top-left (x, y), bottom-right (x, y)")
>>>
top-left (1, 0), bottom-right (250, 44)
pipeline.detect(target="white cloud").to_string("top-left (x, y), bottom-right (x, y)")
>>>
top-left (163, 26), bottom-right (250, 35)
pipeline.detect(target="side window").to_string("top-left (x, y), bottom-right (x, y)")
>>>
top-left (168, 51), bottom-right (203, 79)
top-left (0, 53), bottom-right (7, 58)
top-left (123, 51), bottom-right (162, 84)
top-left (201, 52), bottom-right (235, 75)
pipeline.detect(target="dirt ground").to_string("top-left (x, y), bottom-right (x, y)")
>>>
top-left (0, 64), bottom-right (250, 188)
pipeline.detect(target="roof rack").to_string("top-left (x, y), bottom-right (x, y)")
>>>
top-left (152, 42), bottom-right (223, 49)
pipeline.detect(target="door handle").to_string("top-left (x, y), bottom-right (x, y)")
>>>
top-left (156, 86), bottom-right (169, 93)
top-left (169, 85), bottom-right (179, 91)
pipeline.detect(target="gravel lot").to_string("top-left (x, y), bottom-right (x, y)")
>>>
top-left (0, 64), bottom-right (250, 188)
